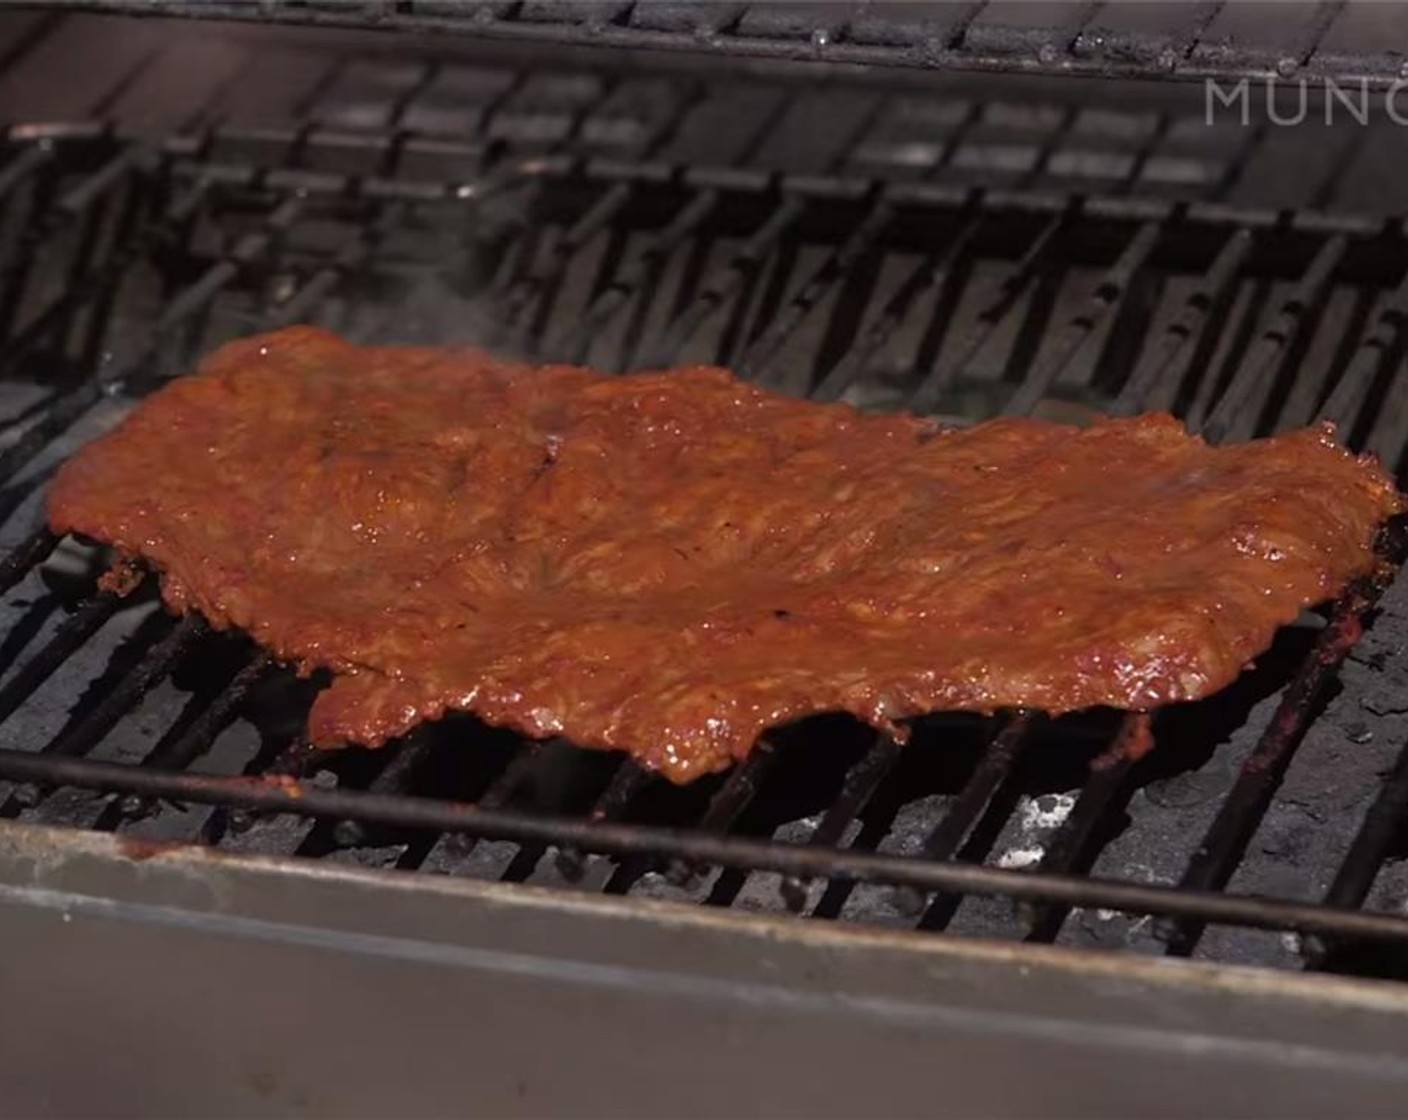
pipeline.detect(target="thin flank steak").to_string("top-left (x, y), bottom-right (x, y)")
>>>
top-left (47, 327), bottom-right (1402, 781)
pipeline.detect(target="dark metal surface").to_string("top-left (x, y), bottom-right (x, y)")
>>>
top-left (9, 744), bottom-right (1408, 947)
top-left (9, 823), bottom-right (1408, 1120)
top-left (0, 15), bottom-right (1405, 984)
top-left (65, 1), bottom-right (1408, 88)
top-left (0, 117), bottom-right (1406, 971)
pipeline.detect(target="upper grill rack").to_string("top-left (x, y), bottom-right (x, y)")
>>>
top-left (69, 1), bottom-right (1408, 88)
top-left (2, 81), bottom-right (1408, 976)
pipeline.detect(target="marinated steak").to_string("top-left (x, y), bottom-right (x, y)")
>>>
top-left (47, 327), bottom-right (1402, 782)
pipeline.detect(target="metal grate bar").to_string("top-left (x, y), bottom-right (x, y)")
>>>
top-left (16, 165), bottom-right (135, 370)
top-left (1024, 714), bottom-right (1150, 942)
top-left (129, 136), bottom-right (1394, 238)
top-left (1299, 0), bottom-right (1349, 68)
top-left (667, 742), bottom-right (779, 885)
top-left (163, 173), bottom-right (211, 227)
top-left (1300, 735), bottom-right (1408, 967)
top-left (964, 1), bottom-right (1099, 58)
top-left (812, 205), bottom-right (983, 402)
top-left (116, 652), bottom-right (271, 820)
top-left (77, 1), bottom-right (1408, 87)
top-left (0, 381), bottom-right (105, 488)
top-left (554, 757), bottom-right (652, 879)
top-left (0, 528), bottom-right (56, 597)
top-left (736, 196), bottom-right (893, 384)
top-left (925, 712), bottom-right (1036, 863)
top-left (0, 122), bottom-right (1403, 969)
top-left (0, 147), bottom-right (141, 362)
top-left (639, 195), bottom-right (808, 369)
top-left (0, 590), bottom-right (121, 725)
top-left (548, 188), bottom-right (719, 364)
top-left (263, 737), bottom-right (325, 780)
top-left (1316, 266), bottom-right (1408, 431)
top-left (224, 737), bottom-right (326, 837)
top-left (55, 144), bottom-right (149, 218)
top-left (0, 463), bottom-right (59, 533)
top-left (151, 195), bottom-right (305, 342)
top-left (0, 143), bottom-right (53, 204)
top-left (1310, 1), bottom-right (1408, 77)
top-left (504, 180), bottom-right (635, 339)
top-left (270, 200), bottom-right (410, 331)
top-left (1364, 348), bottom-right (1408, 470)
top-left (1160, 576), bottom-right (1387, 955)
top-left (9, 744), bottom-right (1408, 946)
top-left (487, 741), bottom-right (550, 808)
top-left (0, 142), bottom-right (138, 310)
top-left (0, 195), bottom-right (305, 490)
top-left (780, 733), bottom-right (905, 911)
top-left (802, 733), bottom-right (904, 850)
top-left (1319, 732), bottom-right (1408, 910)
top-left (1073, 0), bottom-right (1220, 64)
top-left (906, 712), bottom-right (1036, 924)
top-left (1182, 276), bottom-right (1264, 433)
top-left (907, 203), bottom-right (1076, 413)
top-left (1199, 233), bottom-right (1348, 443)
top-left (8, 613), bottom-right (204, 809)
top-left (590, 759), bottom-right (652, 823)
top-left (697, 744), bottom-right (778, 833)
top-left (333, 734), bottom-right (438, 847)
top-left (1113, 227), bottom-right (1253, 415)
top-left (0, 147), bottom-right (57, 343)
top-left (1003, 219), bottom-right (1164, 416)
top-left (419, 739), bottom-right (551, 870)
top-left (69, 167), bottom-right (151, 376)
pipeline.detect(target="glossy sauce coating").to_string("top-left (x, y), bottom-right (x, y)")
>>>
top-left (47, 327), bottom-right (1403, 782)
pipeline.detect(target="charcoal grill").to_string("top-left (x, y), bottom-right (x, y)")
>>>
top-left (7, 5), bottom-right (1408, 1116)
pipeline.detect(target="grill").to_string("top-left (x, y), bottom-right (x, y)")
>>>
top-left (72, 0), bottom-right (1408, 87)
top-left (7, 8), bottom-right (1408, 1114)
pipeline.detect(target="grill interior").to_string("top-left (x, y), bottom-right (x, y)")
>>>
top-left (72, 0), bottom-right (1408, 87)
top-left (4, 12), bottom-right (1408, 982)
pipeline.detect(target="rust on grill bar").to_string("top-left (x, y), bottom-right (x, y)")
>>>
top-left (4, 745), bottom-right (1408, 948)
top-left (1160, 560), bottom-right (1400, 956)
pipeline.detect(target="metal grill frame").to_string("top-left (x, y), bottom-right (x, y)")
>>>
top-left (67, 0), bottom-right (1408, 89)
top-left (0, 93), bottom-right (1407, 978)
top-left (10, 820), bottom-right (1408, 1118)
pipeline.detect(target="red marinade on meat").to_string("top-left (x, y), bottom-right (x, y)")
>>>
top-left (47, 326), bottom-right (1403, 781)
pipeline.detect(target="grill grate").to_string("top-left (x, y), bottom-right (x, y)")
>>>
top-left (2, 48), bottom-right (1408, 977)
top-left (67, 1), bottom-right (1408, 88)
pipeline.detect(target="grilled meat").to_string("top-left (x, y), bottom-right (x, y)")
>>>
top-left (47, 326), bottom-right (1402, 781)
